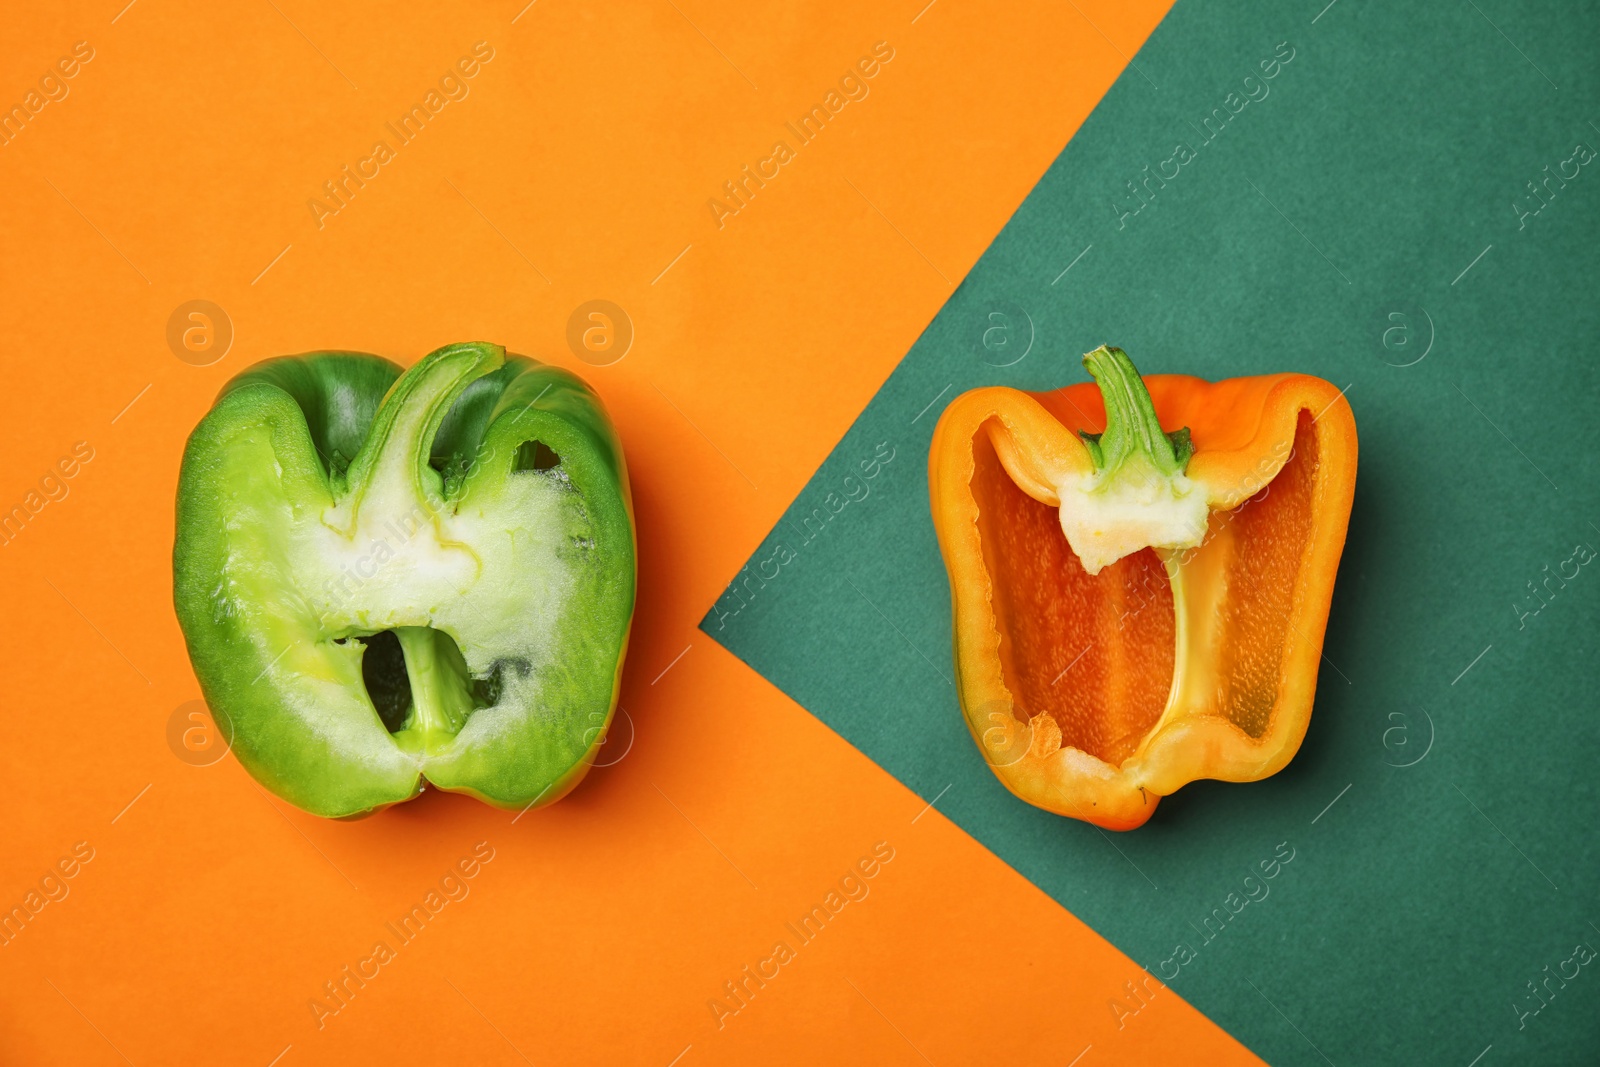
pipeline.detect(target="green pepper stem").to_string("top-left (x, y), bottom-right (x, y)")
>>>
top-left (341, 343), bottom-right (505, 522)
top-left (1078, 346), bottom-right (1192, 478)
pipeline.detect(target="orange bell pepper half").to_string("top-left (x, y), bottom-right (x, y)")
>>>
top-left (928, 347), bottom-right (1357, 830)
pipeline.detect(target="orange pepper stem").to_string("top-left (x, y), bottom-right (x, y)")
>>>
top-left (1077, 345), bottom-right (1193, 477)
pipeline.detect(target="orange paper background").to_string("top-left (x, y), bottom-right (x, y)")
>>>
top-left (0, 1), bottom-right (1259, 1062)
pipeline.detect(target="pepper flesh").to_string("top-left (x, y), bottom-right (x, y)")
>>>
top-left (928, 348), bottom-right (1357, 830)
top-left (173, 342), bottom-right (636, 818)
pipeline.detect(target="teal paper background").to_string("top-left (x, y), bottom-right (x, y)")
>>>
top-left (704, 0), bottom-right (1600, 1062)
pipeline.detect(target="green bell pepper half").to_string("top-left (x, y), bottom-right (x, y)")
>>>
top-left (173, 341), bottom-right (636, 818)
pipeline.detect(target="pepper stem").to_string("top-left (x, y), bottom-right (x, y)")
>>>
top-left (1078, 346), bottom-right (1192, 478)
top-left (340, 342), bottom-right (505, 523)
top-left (1056, 346), bottom-right (1208, 575)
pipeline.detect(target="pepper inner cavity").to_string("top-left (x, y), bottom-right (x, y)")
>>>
top-left (972, 425), bottom-right (1176, 766)
top-left (514, 440), bottom-right (561, 471)
top-left (359, 630), bottom-right (414, 732)
top-left (356, 626), bottom-right (492, 747)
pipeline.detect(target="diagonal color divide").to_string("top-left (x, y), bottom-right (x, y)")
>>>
top-left (706, 1), bottom-right (1600, 1063)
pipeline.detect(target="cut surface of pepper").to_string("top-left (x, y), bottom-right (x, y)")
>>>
top-left (928, 347), bottom-right (1356, 829)
top-left (173, 342), bottom-right (636, 818)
